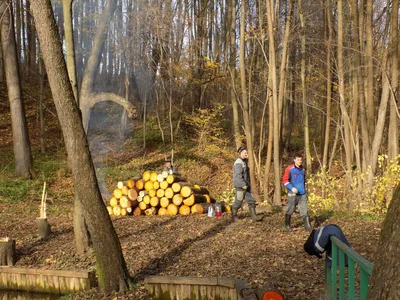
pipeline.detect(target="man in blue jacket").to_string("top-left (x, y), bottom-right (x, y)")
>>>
top-left (282, 154), bottom-right (312, 231)
top-left (304, 224), bottom-right (351, 267)
top-left (232, 146), bottom-right (262, 222)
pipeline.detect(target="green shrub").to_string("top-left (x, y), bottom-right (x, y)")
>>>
top-left (0, 178), bottom-right (29, 203)
top-left (132, 116), bottom-right (165, 148)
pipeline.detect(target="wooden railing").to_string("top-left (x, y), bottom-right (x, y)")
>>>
top-left (325, 236), bottom-right (373, 300)
top-left (0, 267), bottom-right (96, 295)
top-left (145, 276), bottom-right (253, 300)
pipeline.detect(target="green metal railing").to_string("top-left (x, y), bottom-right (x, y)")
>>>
top-left (325, 236), bottom-right (373, 300)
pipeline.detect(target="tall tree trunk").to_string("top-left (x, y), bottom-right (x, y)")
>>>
top-left (0, 1), bottom-right (33, 178)
top-left (0, 36), bottom-right (3, 82)
top-left (26, 0), bottom-right (37, 81)
top-left (73, 196), bottom-right (91, 256)
top-left (368, 185), bottom-right (400, 299)
top-left (337, 0), bottom-right (353, 172)
top-left (21, 0), bottom-right (27, 79)
top-left (14, 0), bottom-right (21, 65)
top-left (349, 2), bottom-right (360, 161)
top-left (62, 0), bottom-right (90, 256)
top-left (76, 2), bottom-right (83, 85)
top-left (229, 0), bottom-right (240, 149)
top-left (322, 0), bottom-right (332, 171)
top-left (38, 56), bottom-right (45, 153)
top-left (350, 0), bottom-right (370, 176)
top-left (367, 50), bottom-right (390, 186)
top-left (263, 74), bottom-right (274, 203)
top-left (30, 0), bottom-right (133, 292)
top-left (62, 0), bottom-right (79, 104)
top-left (298, 0), bottom-right (311, 171)
top-left (365, 0), bottom-right (374, 137)
top-left (387, 0), bottom-right (398, 160)
top-left (239, 0), bottom-right (259, 202)
top-left (266, 0), bottom-right (281, 206)
top-left (277, 0), bottom-right (292, 127)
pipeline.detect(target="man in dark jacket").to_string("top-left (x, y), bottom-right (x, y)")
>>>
top-left (232, 146), bottom-right (262, 222)
top-left (304, 224), bottom-right (351, 267)
top-left (282, 154), bottom-right (312, 231)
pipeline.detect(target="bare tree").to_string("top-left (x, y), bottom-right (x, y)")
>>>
top-left (79, 0), bottom-right (136, 132)
top-left (387, 0), bottom-right (398, 160)
top-left (266, 0), bottom-right (281, 205)
top-left (0, 0), bottom-right (33, 178)
top-left (298, 0), bottom-right (311, 172)
top-left (62, 0), bottom-right (78, 103)
top-left (322, 0), bottom-right (333, 171)
top-left (365, 0), bottom-right (374, 137)
top-left (30, 0), bottom-right (133, 292)
top-left (337, 0), bottom-right (353, 174)
top-left (238, 0), bottom-right (260, 203)
top-left (229, 0), bottom-right (240, 149)
top-left (61, 0), bottom-right (91, 256)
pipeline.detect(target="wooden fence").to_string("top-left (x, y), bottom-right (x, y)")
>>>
top-left (145, 276), bottom-right (253, 300)
top-left (0, 267), bottom-right (96, 295)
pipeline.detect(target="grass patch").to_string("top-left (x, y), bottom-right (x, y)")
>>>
top-left (0, 152), bottom-right (72, 206)
top-left (33, 152), bottom-right (67, 180)
top-left (0, 178), bottom-right (30, 203)
top-left (332, 210), bottom-right (385, 222)
top-left (0, 151), bottom-right (15, 177)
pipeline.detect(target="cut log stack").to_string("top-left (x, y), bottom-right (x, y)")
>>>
top-left (107, 171), bottom-right (214, 217)
top-left (106, 179), bottom-right (139, 217)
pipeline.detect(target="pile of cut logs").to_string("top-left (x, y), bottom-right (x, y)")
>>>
top-left (106, 170), bottom-right (216, 216)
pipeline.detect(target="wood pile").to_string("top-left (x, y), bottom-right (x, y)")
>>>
top-left (106, 171), bottom-right (216, 217)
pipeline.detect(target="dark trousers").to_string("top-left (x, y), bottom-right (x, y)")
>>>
top-left (232, 189), bottom-right (256, 210)
top-left (286, 194), bottom-right (308, 217)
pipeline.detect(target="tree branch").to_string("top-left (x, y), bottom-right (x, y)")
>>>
top-left (90, 92), bottom-right (137, 118)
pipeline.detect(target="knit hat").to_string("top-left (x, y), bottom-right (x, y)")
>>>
top-left (303, 229), bottom-right (323, 258)
top-left (237, 146), bottom-right (247, 153)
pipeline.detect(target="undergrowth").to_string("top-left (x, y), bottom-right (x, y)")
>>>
top-left (307, 154), bottom-right (400, 216)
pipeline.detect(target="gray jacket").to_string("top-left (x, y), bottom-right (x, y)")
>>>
top-left (233, 158), bottom-right (250, 189)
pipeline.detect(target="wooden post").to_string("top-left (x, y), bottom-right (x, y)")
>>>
top-left (0, 238), bottom-right (16, 266)
top-left (36, 217), bottom-right (51, 239)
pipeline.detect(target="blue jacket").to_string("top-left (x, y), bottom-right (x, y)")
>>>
top-left (304, 224), bottom-right (351, 267)
top-left (282, 164), bottom-right (306, 195)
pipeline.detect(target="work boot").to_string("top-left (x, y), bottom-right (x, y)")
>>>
top-left (285, 214), bottom-right (292, 232)
top-left (249, 207), bottom-right (263, 222)
top-left (232, 208), bottom-right (239, 222)
top-left (303, 216), bottom-right (313, 231)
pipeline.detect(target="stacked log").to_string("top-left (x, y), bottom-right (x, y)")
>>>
top-left (108, 172), bottom-right (214, 217)
top-left (107, 180), bottom-right (139, 216)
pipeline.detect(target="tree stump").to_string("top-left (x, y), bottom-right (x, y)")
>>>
top-left (0, 238), bottom-right (16, 266)
top-left (36, 217), bottom-right (51, 239)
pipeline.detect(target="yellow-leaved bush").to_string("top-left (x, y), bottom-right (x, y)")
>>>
top-left (307, 170), bottom-right (343, 214)
top-left (307, 155), bottom-right (400, 215)
top-left (219, 188), bottom-right (235, 204)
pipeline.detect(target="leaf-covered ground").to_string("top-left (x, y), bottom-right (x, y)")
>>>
top-left (0, 202), bottom-right (382, 300)
top-left (0, 86), bottom-right (383, 299)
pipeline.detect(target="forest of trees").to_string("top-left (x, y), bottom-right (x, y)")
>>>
top-left (0, 0), bottom-right (399, 297)
top-left (1, 0), bottom-right (398, 207)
